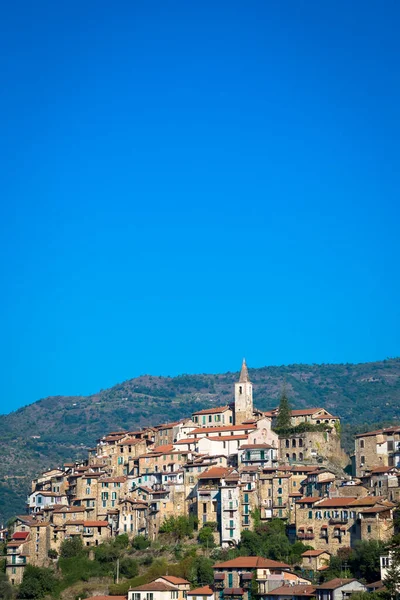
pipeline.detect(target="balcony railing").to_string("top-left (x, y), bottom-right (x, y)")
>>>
top-left (223, 502), bottom-right (238, 511)
top-left (329, 517), bottom-right (348, 525)
top-left (297, 533), bottom-right (314, 540)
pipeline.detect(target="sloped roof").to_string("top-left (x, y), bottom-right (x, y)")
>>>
top-left (266, 585), bottom-right (316, 596)
top-left (187, 586), bottom-right (214, 596)
top-left (213, 556), bottom-right (290, 569)
top-left (317, 579), bottom-right (358, 590)
top-left (193, 406), bottom-right (231, 416)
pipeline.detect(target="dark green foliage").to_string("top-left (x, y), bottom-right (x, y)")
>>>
top-left (239, 519), bottom-right (310, 564)
top-left (114, 534), bottom-right (130, 549)
top-left (159, 515), bottom-right (197, 540)
top-left (119, 557), bottom-right (139, 579)
top-left (188, 556), bottom-right (214, 587)
top-left (0, 572), bottom-right (12, 600)
top-left (48, 549), bottom-right (58, 559)
top-left (132, 535), bottom-right (151, 550)
top-left (276, 386), bottom-right (291, 430)
top-left (60, 536), bottom-right (84, 559)
top-left (198, 526), bottom-right (216, 548)
top-left (350, 540), bottom-right (385, 583)
top-left (93, 540), bottom-right (122, 564)
top-left (17, 565), bottom-right (57, 599)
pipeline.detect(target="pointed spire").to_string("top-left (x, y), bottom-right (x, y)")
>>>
top-left (239, 358), bottom-right (250, 383)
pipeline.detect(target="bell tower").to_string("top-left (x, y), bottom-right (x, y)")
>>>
top-left (234, 359), bottom-right (253, 425)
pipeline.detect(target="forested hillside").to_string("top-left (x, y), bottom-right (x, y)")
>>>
top-left (0, 358), bottom-right (399, 523)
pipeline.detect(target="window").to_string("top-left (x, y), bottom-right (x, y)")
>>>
top-left (361, 456), bottom-right (365, 465)
top-left (228, 573), bottom-right (233, 587)
top-left (367, 525), bottom-right (371, 533)
top-left (360, 439), bottom-right (365, 449)
top-left (146, 593), bottom-right (154, 600)
top-left (278, 488), bottom-right (282, 494)
top-left (308, 511), bottom-right (313, 519)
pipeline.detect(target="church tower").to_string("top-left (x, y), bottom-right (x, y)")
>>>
top-left (234, 359), bottom-right (253, 425)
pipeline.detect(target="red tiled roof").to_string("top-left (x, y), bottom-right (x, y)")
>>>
top-left (198, 467), bottom-right (233, 480)
top-left (267, 585), bottom-right (316, 596)
top-left (370, 466), bottom-right (398, 474)
top-left (302, 550), bottom-right (331, 557)
top-left (213, 556), bottom-right (290, 569)
top-left (129, 582), bottom-right (176, 592)
top-left (187, 586), bottom-right (214, 595)
top-left (159, 576), bottom-right (190, 585)
top-left (118, 438), bottom-right (145, 446)
top-left (192, 406), bottom-right (231, 416)
top-left (296, 497), bottom-right (321, 504)
top-left (315, 498), bottom-right (357, 508)
top-left (316, 579), bottom-right (357, 590)
top-left (224, 589), bottom-right (244, 596)
top-left (12, 532), bottom-right (29, 540)
top-left (152, 444), bottom-right (174, 453)
top-left (83, 521), bottom-right (109, 527)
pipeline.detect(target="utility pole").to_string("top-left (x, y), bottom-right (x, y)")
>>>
top-left (116, 558), bottom-right (120, 584)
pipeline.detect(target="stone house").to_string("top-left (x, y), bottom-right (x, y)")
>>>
top-left (96, 476), bottom-right (127, 518)
top-left (118, 498), bottom-right (148, 537)
top-left (301, 550), bottom-right (331, 576)
top-left (354, 426), bottom-right (400, 477)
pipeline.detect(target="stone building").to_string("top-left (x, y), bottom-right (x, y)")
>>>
top-left (354, 426), bottom-right (400, 477)
top-left (301, 550), bottom-right (331, 577)
top-left (234, 359), bottom-right (254, 425)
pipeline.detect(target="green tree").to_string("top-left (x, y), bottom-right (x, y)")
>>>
top-left (119, 557), bottom-right (139, 579)
top-left (189, 556), bottom-right (214, 587)
top-left (0, 572), bottom-right (12, 600)
top-left (350, 540), bottom-right (385, 583)
top-left (17, 565), bottom-right (57, 600)
top-left (276, 385), bottom-right (291, 430)
top-left (132, 535), bottom-right (150, 550)
top-left (60, 536), bottom-right (84, 559)
top-left (198, 527), bottom-right (216, 549)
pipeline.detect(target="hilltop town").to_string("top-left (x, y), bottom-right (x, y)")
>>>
top-left (3, 361), bottom-right (400, 599)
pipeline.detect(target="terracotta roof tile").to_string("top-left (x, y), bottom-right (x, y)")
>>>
top-left (213, 557), bottom-right (290, 569)
top-left (187, 586), bottom-right (214, 596)
top-left (193, 406), bottom-right (231, 416)
top-left (316, 579), bottom-right (357, 590)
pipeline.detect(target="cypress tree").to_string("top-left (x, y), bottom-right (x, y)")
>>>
top-left (276, 384), bottom-right (292, 430)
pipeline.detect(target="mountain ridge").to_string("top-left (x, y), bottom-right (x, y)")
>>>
top-left (1, 357), bottom-right (400, 524)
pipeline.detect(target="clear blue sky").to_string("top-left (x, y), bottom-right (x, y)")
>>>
top-left (1, 0), bottom-right (399, 413)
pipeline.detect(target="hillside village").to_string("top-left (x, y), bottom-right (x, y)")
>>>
top-left (4, 360), bottom-right (400, 599)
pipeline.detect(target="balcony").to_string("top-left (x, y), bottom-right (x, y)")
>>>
top-left (329, 517), bottom-right (348, 525)
top-left (273, 501), bottom-right (287, 508)
top-left (223, 502), bottom-right (238, 511)
top-left (297, 532), bottom-right (314, 540)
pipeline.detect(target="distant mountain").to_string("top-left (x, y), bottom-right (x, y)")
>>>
top-left (1, 358), bottom-right (400, 524)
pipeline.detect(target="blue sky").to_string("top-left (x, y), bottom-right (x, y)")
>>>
top-left (1, 1), bottom-right (399, 413)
